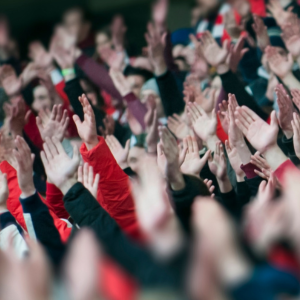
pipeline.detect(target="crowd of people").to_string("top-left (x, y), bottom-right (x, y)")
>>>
top-left (2, 0), bottom-right (300, 299)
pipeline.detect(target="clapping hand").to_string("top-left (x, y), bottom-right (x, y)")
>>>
top-left (36, 104), bottom-right (69, 142)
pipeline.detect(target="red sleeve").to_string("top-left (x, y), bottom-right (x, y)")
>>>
top-left (54, 80), bottom-right (70, 106)
top-left (46, 182), bottom-right (69, 219)
top-left (0, 161), bottom-right (72, 242)
top-left (23, 110), bottom-right (44, 150)
top-left (249, 0), bottom-right (266, 17)
top-left (80, 136), bottom-right (143, 241)
top-left (216, 115), bottom-right (228, 144)
top-left (274, 159), bottom-right (299, 185)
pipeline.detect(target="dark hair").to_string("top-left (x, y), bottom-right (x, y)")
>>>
top-left (123, 65), bottom-right (153, 82)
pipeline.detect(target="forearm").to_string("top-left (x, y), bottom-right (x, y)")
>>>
top-left (281, 72), bottom-right (300, 90)
top-left (217, 176), bottom-right (233, 194)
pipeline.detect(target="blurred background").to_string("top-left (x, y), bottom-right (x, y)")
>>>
top-left (0, 0), bottom-right (194, 59)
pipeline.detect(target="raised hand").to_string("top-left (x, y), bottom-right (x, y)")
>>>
top-left (208, 141), bottom-right (227, 181)
top-left (281, 21), bottom-right (300, 59)
top-left (3, 96), bottom-right (31, 138)
top-left (20, 62), bottom-right (39, 88)
top-left (187, 102), bottom-right (218, 150)
top-left (40, 137), bottom-right (80, 194)
top-left (227, 35), bottom-right (249, 73)
top-left (158, 126), bottom-right (185, 190)
top-left (131, 155), bottom-right (183, 258)
top-left (291, 89), bottom-right (300, 111)
top-left (167, 114), bottom-right (190, 140)
top-left (13, 136), bottom-right (35, 197)
top-left (250, 151), bottom-right (272, 180)
top-left (105, 135), bottom-right (130, 169)
top-left (252, 14), bottom-right (270, 51)
top-left (73, 94), bottom-right (98, 150)
top-left (203, 179), bottom-right (215, 198)
top-left (78, 163), bottom-right (100, 199)
top-left (28, 41), bottom-right (53, 69)
top-left (198, 31), bottom-right (229, 67)
top-left (0, 170), bottom-right (8, 210)
top-left (180, 136), bottom-right (211, 177)
top-left (265, 46), bottom-right (293, 79)
top-left (225, 140), bottom-right (245, 181)
top-left (109, 68), bottom-right (131, 96)
top-left (235, 106), bottom-right (279, 154)
top-left (275, 84), bottom-right (295, 139)
top-left (0, 64), bottom-right (22, 96)
top-left (152, 0), bottom-right (169, 29)
top-left (145, 22), bottom-right (167, 75)
top-left (267, 0), bottom-right (295, 27)
top-left (291, 112), bottom-right (300, 159)
top-left (36, 104), bottom-right (69, 142)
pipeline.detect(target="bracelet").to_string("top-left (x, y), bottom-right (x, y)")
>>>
top-left (62, 68), bottom-right (75, 77)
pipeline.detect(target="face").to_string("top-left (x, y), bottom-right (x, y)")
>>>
top-left (32, 86), bottom-right (52, 112)
top-left (128, 146), bottom-right (147, 174)
top-left (79, 79), bottom-right (98, 107)
top-left (96, 32), bottom-right (112, 58)
top-left (126, 75), bottom-right (145, 98)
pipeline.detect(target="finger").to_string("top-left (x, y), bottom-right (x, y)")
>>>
top-left (45, 137), bottom-right (58, 157)
top-left (83, 162), bottom-right (89, 186)
top-left (52, 137), bottom-right (65, 154)
top-left (88, 165), bottom-right (94, 187)
top-left (78, 165), bottom-right (83, 183)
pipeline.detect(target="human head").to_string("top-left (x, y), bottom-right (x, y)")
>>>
top-left (95, 27), bottom-right (113, 59)
top-left (141, 78), bottom-right (164, 118)
top-left (124, 66), bottom-right (153, 98)
top-left (79, 78), bottom-right (104, 108)
top-left (62, 7), bottom-right (91, 43)
top-left (32, 85), bottom-right (53, 112)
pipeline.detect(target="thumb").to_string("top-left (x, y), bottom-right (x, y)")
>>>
top-left (202, 149), bottom-right (211, 163)
top-left (124, 139), bottom-right (130, 154)
top-left (73, 114), bottom-right (82, 127)
top-left (270, 110), bottom-right (278, 128)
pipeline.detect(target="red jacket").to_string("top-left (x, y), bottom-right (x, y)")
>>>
top-left (80, 136), bottom-right (143, 241)
top-left (0, 161), bottom-right (72, 242)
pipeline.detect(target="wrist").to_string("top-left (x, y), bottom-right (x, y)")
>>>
top-left (118, 161), bottom-right (129, 170)
top-left (263, 144), bottom-right (288, 171)
top-left (20, 186), bottom-right (36, 199)
top-left (206, 135), bottom-right (220, 152)
top-left (169, 171), bottom-right (185, 191)
top-left (281, 71), bottom-right (295, 82)
top-left (153, 58), bottom-right (167, 77)
top-left (59, 177), bottom-right (78, 195)
top-left (236, 174), bottom-right (245, 182)
top-left (85, 137), bottom-right (99, 151)
top-left (217, 176), bottom-right (232, 193)
top-left (217, 63), bottom-right (230, 75)
top-left (283, 130), bottom-right (293, 139)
